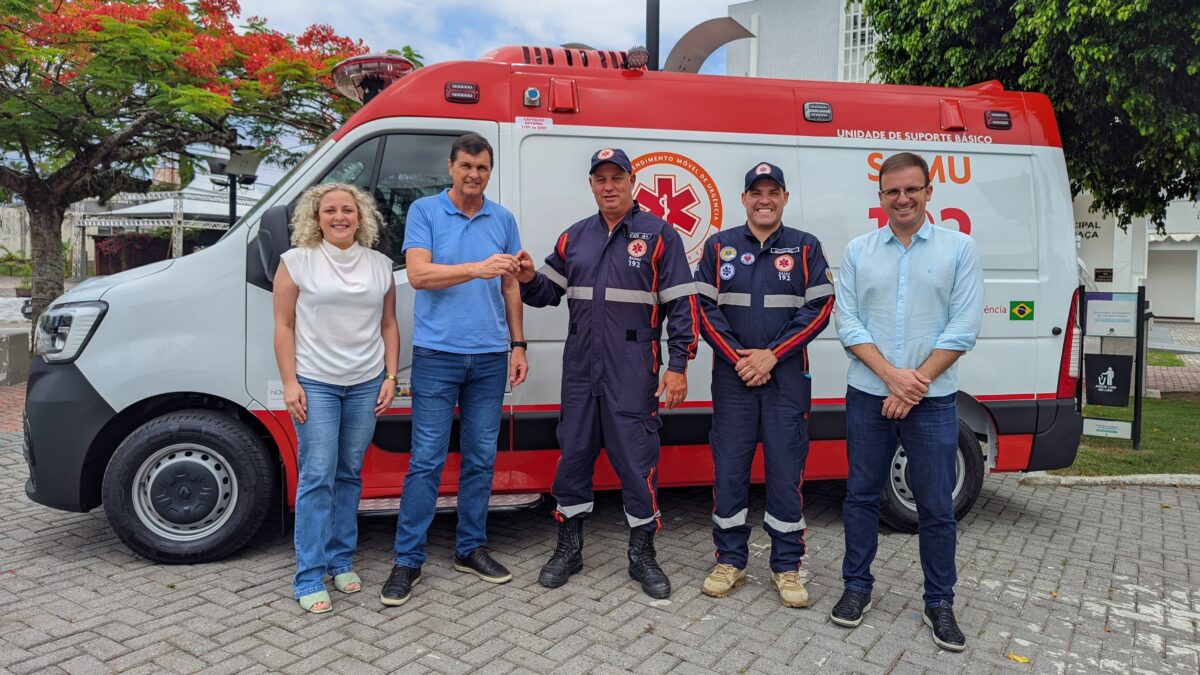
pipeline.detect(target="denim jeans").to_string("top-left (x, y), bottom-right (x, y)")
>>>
top-left (842, 386), bottom-right (959, 607)
top-left (393, 347), bottom-right (508, 567)
top-left (292, 372), bottom-right (384, 598)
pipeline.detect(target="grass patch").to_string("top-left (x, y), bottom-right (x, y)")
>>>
top-left (1052, 392), bottom-right (1200, 476)
top-left (1147, 349), bottom-right (1185, 367)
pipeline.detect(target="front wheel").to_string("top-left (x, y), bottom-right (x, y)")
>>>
top-left (879, 421), bottom-right (984, 533)
top-left (101, 410), bottom-right (276, 563)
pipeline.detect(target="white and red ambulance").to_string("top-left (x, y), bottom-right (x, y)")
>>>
top-left (24, 46), bottom-right (1083, 562)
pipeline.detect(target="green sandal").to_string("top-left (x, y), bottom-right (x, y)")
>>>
top-left (298, 590), bottom-right (332, 613)
top-left (333, 571), bottom-right (362, 594)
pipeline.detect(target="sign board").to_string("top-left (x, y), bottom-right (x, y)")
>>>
top-left (1094, 268), bottom-right (1113, 283)
top-left (1083, 418), bottom-right (1132, 439)
top-left (1084, 354), bottom-right (1132, 406)
top-left (1085, 292), bottom-right (1138, 338)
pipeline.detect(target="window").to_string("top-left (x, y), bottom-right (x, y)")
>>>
top-left (373, 135), bottom-right (455, 266)
top-left (839, 2), bottom-right (876, 83)
top-left (321, 136), bottom-right (380, 188)
top-left (315, 134), bottom-right (457, 267)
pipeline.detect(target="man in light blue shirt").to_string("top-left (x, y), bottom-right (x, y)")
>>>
top-left (381, 133), bottom-right (529, 607)
top-left (830, 152), bottom-right (983, 652)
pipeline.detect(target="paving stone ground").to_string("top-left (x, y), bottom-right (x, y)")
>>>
top-left (2, 384), bottom-right (1198, 674)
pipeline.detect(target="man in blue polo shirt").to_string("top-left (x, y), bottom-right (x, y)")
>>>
top-left (380, 133), bottom-right (528, 607)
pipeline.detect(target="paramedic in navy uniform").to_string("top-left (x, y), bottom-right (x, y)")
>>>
top-left (832, 152), bottom-right (983, 652)
top-left (693, 162), bottom-right (834, 608)
top-left (515, 148), bottom-right (698, 599)
top-left (379, 133), bottom-right (529, 608)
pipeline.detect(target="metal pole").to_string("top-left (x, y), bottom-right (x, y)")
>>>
top-left (1132, 285), bottom-right (1146, 450)
top-left (1076, 285), bottom-right (1085, 412)
top-left (646, 0), bottom-right (660, 71)
top-left (229, 176), bottom-right (237, 227)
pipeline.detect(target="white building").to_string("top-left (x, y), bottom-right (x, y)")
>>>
top-left (726, 0), bottom-right (1199, 320)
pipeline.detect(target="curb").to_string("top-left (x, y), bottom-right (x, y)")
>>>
top-left (1019, 472), bottom-right (1200, 488)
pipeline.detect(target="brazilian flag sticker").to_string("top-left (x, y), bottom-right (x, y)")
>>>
top-left (1010, 301), bottom-right (1035, 321)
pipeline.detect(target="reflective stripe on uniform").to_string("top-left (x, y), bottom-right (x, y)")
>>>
top-left (565, 286), bottom-right (593, 300)
top-left (763, 511), bottom-right (806, 533)
top-left (712, 508), bottom-right (748, 529)
top-left (540, 265), bottom-right (567, 290)
top-left (606, 288), bottom-right (658, 305)
top-left (694, 282), bottom-right (719, 300)
top-left (718, 292), bottom-right (752, 307)
top-left (625, 510), bottom-right (663, 528)
top-left (806, 283), bottom-right (834, 301)
top-left (658, 282), bottom-right (696, 304)
top-left (763, 294), bottom-right (806, 309)
top-left (557, 501), bottom-right (594, 518)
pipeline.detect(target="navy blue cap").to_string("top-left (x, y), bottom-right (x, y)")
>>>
top-left (744, 162), bottom-right (786, 191)
top-left (589, 148), bottom-right (633, 174)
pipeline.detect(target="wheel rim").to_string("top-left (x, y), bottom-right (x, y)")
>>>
top-left (131, 443), bottom-right (237, 542)
top-left (887, 444), bottom-right (966, 514)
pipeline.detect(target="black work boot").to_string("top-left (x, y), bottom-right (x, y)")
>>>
top-left (538, 517), bottom-right (584, 588)
top-left (627, 528), bottom-right (671, 599)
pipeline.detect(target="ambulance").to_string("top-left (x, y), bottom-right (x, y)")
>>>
top-left (24, 46), bottom-right (1083, 563)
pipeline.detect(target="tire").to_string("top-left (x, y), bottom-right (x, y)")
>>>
top-left (101, 410), bottom-right (276, 564)
top-left (879, 421), bottom-right (984, 534)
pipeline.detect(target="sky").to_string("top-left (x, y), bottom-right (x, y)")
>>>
top-left (235, 0), bottom-right (741, 186)
top-left (239, 0), bottom-right (736, 74)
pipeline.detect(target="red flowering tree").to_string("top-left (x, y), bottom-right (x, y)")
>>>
top-left (0, 0), bottom-right (414, 322)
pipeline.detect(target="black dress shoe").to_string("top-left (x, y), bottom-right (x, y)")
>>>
top-left (379, 564), bottom-right (421, 607)
top-left (924, 602), bottom-right (966, 651)
top-left (830, 589), bottom-right (873, 627)
top-left (453, 548), bottom-right (513, 584)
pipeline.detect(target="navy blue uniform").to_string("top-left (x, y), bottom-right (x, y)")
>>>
top-left (694, 224), bottom-right (834, 571)
top-left (521, 206), bottom-right (698, 531)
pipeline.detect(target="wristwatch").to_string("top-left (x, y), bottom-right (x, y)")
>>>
top-left (384, 374), bottom-right (398, 381)
top-left (510, 341), bottom-right (528, 351)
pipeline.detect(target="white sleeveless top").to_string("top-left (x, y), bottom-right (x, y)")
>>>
top-left (280, 240), bottom-right (394, 386)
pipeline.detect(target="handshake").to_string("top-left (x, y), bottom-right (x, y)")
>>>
top-left (473, 251), bottom-right (537, 283)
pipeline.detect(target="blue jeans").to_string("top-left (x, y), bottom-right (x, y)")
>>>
top-left (292, 372), bottom-right (384, 598)
top-left (393, 347), bottom-right (507, 567)
top-left (842, 386), bottom-right (959, 607)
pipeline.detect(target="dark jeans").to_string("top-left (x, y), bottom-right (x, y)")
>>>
top-left (842, 386), bottom-right (959, 607)
top-left (392, 347), bottom-right (508, 567)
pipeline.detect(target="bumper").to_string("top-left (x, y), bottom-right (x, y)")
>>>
top-left (1026, 399), bottom-right (1083, 471)
top-left (24, 358), bottom-right (116, 512)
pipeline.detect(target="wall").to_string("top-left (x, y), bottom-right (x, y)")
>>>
top-left (727, 0), bottom-right (842, 80)
top-left (1147, 248), bottom-right (1198, 319)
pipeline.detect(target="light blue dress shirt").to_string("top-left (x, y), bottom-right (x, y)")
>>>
top-left (835, 222), bottom-right (984, 397)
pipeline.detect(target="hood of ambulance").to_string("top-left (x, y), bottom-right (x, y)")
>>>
top-left (54, 259), bottom-right (175, 304)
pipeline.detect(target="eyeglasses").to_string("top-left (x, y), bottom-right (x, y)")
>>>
top-left (879, 185), bottom-right (929, 200)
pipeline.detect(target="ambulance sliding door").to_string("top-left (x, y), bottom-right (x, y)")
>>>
top-left (793, 142), bottom-right (1042, 399)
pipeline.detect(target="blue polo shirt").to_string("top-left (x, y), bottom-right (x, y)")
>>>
top-left (403, 189), bottom-right (521, 354)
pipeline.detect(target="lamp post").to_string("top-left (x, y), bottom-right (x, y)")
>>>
top-left (207, 146), bottom-right (263, 227)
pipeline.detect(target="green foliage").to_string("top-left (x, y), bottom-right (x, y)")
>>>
top-left (863, 0), bottom-right (1200, 230)
top-left (1055, 393), bottom-right (1200, 475)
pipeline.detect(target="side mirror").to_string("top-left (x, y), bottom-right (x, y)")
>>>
top-left (247, 203), bottom-right (293, 290)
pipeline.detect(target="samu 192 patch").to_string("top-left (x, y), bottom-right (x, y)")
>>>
top-left (1010, 300), bottom-right (1035, 320)
top-left (719, 246), bottom-right (737, 262)
top-left (719, 263), bottom-right (736, 281)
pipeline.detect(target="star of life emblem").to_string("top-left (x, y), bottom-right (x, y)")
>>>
top-left (756, 163), bottom-right (772, 175)
top-left (774, 254), bottom-right (794, 273)
top-left (597, 148), bottom-right (614, 160)
top-left (627, 239), bottom-right (647, 258)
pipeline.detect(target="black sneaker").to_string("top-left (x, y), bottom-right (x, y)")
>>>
top-left (453, 548), bottom-right (513, 584)
top-left (923, 602), bottom-right (966, 651)
top-left (830, 589), bottom-right (873, 627)
top-left (379, 564), bottom-right (421, 607)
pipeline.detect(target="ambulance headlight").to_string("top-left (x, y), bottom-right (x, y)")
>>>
top-left (34, 301), bottom-right (107, 363)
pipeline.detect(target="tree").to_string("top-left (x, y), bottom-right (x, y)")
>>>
top-left (863, 0), bottom-right (1199, 231)
top-left (0, 0), bottom-right (417, 323)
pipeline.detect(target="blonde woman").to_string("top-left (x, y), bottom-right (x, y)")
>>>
top-left (274, 183), bottom-right (400, 613)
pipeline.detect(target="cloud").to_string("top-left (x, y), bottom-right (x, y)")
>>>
top-left (238, 0), bottom-right (737, 72)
